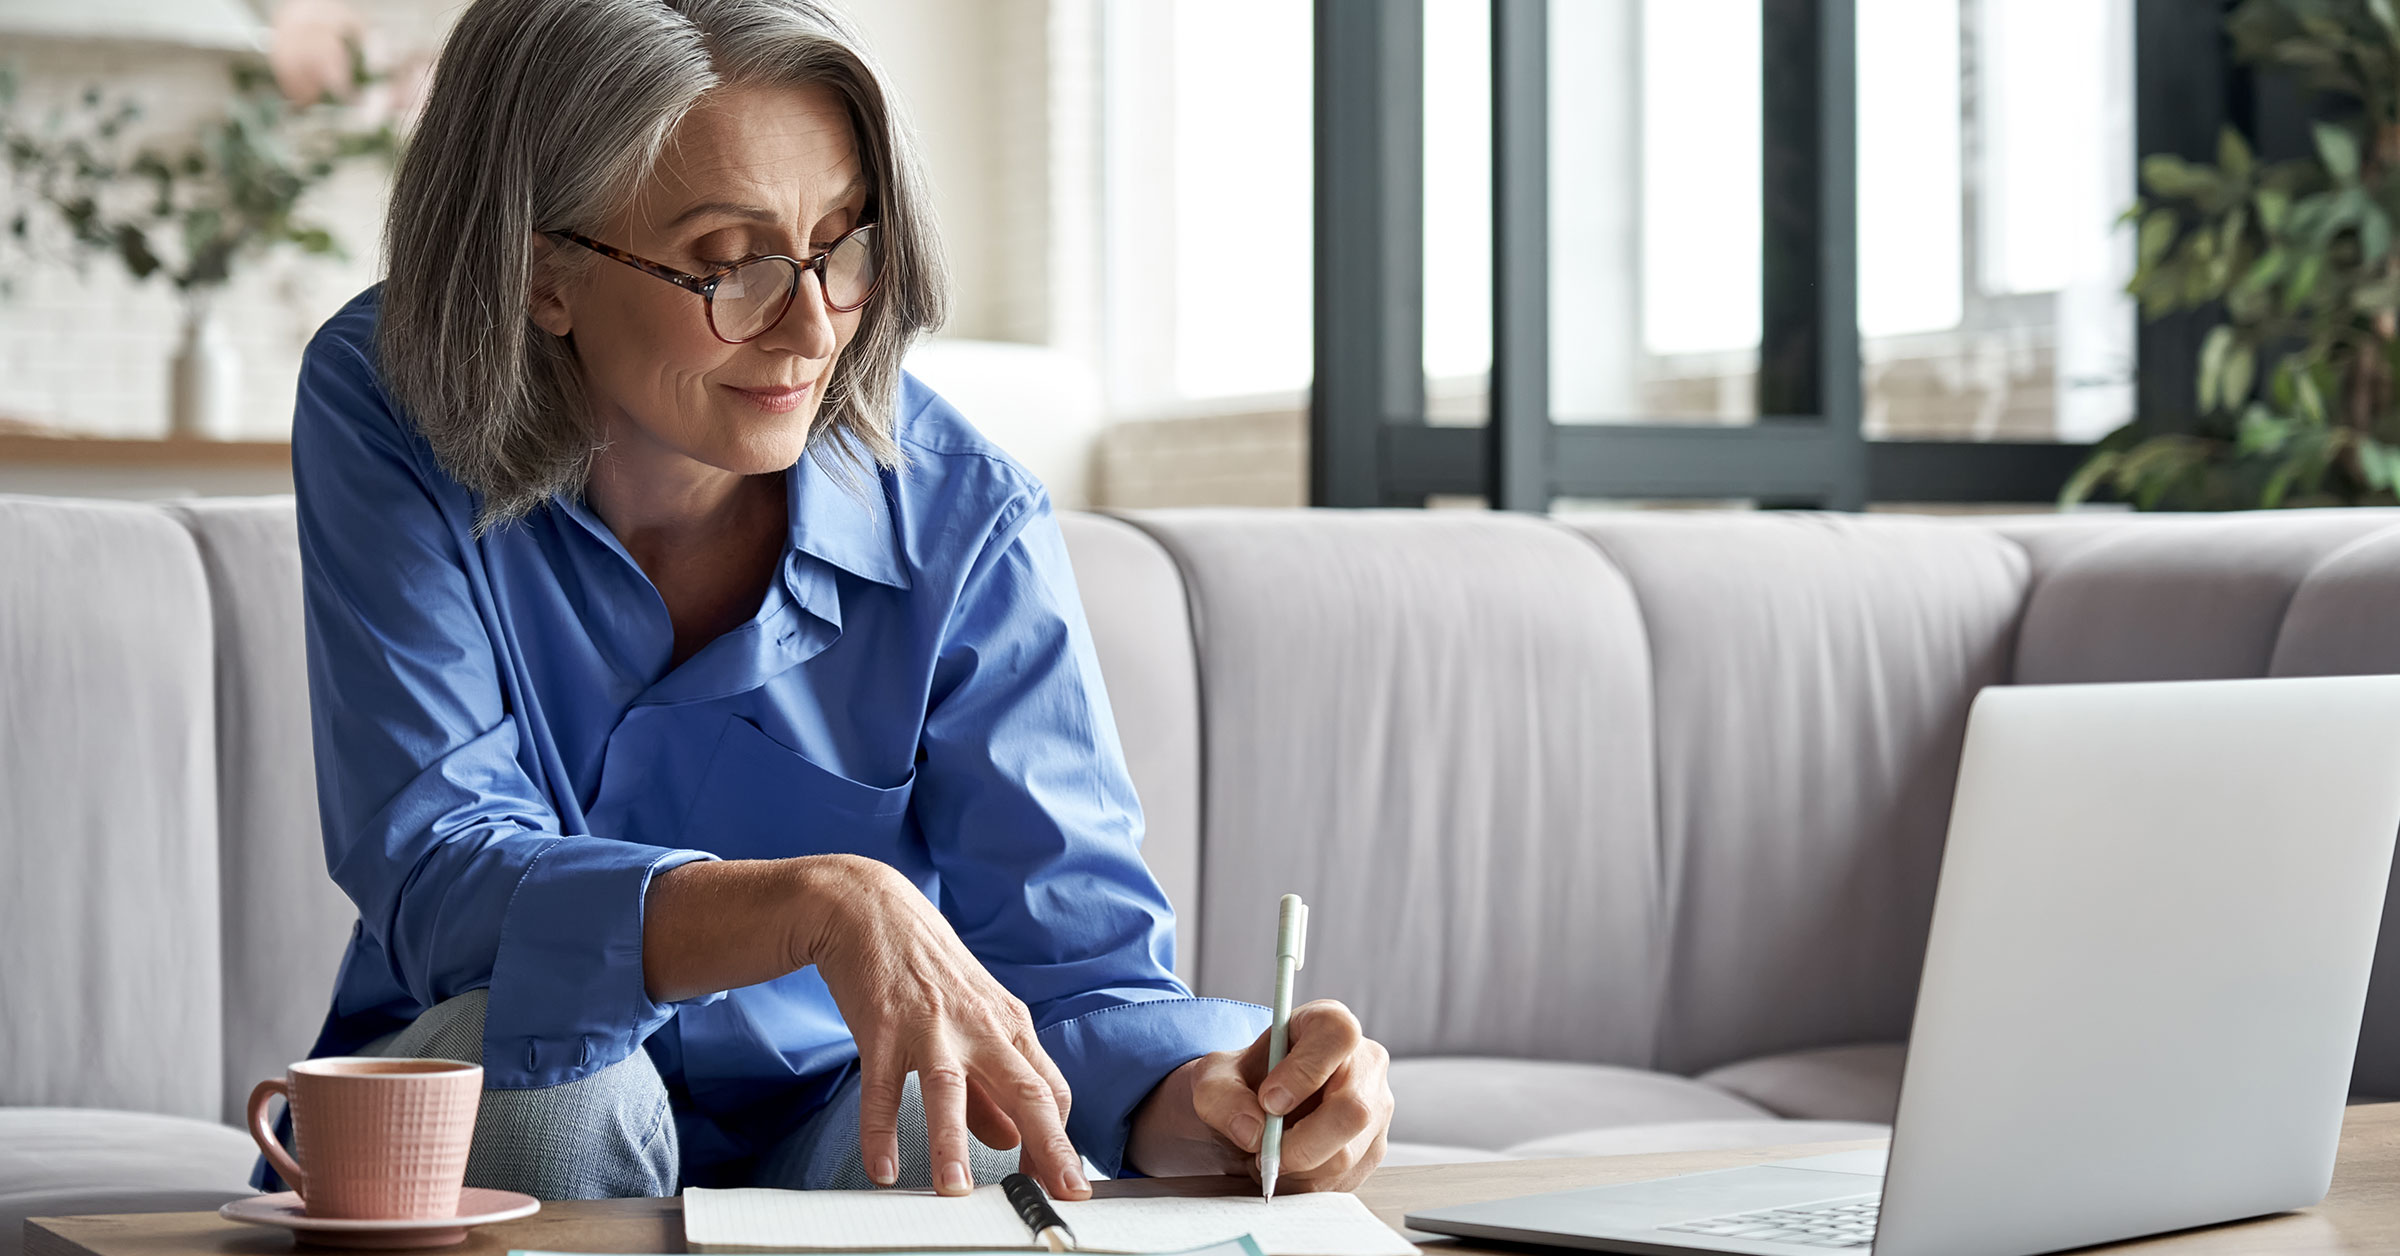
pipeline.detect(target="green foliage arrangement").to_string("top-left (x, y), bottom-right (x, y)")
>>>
top-left (2066, 0), bottom-right (2400, 509)
top-left (0, 49), bottom-right (398, 306)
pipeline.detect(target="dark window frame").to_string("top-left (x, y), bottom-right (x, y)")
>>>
top-left (1312, 0), bottom-right (2208, 511)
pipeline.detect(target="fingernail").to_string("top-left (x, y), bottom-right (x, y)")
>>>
top-left (1231, 1113), bottom-right (1262, 1151)
top-left (941, 1161), bottom-right (971, 1193)
top-left (871, 1155), bottom-right (897, 1186)
top-left (1068, 1168), bottom-right (1091, 1195)
top-left (1261, 1086), bottom-right (1290, 1115)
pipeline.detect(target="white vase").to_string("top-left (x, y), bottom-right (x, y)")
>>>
top-left (170, 294), bottom-right (242, 440)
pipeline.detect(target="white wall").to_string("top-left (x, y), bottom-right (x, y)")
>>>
top-left (0, 0), bottom-right (454, 439)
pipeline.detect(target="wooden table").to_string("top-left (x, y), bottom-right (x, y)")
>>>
top-left (30, 1104), bottom-right (2400, 1256)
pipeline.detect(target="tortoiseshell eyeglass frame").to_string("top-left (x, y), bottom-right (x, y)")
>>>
top-left (544, 221), bottom-right (884, 344)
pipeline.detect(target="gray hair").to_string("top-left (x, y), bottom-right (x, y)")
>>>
top-left (376, 0), bottom-right (947, 529)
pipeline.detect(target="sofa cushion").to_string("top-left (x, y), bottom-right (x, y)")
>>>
top-left (1128, 511), bottom-right (1663, 1066)
top-left (0, 496), bottom-right (223, 1120)
top-left (0, 1108), bottom-right (256, 1256)
top-left (1569, 514), bottom-right (2027, 1076)
top-left (1502, 1119), bottom-right (1889, 1159)
top-left (167, 499), bottom-right (357, 1127)
top-left (1387, 1057), bottom-right (1773, 1151)
top-left (1697, 1043), bottom-right (1907, 1123)
top-left (1057, 512), bottom-right (1204, 985)
top-left (2009, 513), bottom-right (2400, 684)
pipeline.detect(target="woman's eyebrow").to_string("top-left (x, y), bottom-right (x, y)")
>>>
top-left (664, 179), bottom-right (870, 232)
top-left (664, 201), bottom-right (780, 230)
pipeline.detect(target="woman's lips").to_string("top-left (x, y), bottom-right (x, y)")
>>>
top-left (725, 381), bottom-right (815, 413)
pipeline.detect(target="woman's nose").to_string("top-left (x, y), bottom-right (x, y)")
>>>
top-left (766, 272), bottom-right (839, 360)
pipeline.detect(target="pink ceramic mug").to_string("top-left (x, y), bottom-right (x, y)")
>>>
top-left (246, 1057), bottom-right (483, 1220)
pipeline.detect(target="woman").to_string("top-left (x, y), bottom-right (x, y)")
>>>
top-left (275, 0), bottom-right (1393, 1201)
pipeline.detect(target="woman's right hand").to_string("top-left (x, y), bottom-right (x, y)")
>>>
top-left (790, 854), bottom-right (1088, 1200)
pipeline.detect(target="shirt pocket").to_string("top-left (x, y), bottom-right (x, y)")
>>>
top-left (677, 713), bottom-right (917, 863)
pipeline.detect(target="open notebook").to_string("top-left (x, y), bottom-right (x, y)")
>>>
top-left (682, 1186), bottom-right (1420, 1256)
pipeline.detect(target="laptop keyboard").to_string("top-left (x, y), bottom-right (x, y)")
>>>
top-left (1659, 1195), bottom-right (1880, 1248)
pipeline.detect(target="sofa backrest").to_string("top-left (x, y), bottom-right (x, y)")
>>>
top-left (1050, 513), bottom-right (1204, 985)
top-left (1124, 510), bottom-right (1666, 1065)
top-left (18, 494), bottom-right (2400, 1123)
top-left (0, 496), bottom-right (223, 1121)
top-left (168, 499), bottom-right (356, 1126)
top-left (1568, 514), bottom-right (2029, 1075)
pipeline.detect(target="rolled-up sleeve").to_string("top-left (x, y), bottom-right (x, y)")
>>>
top-left (909, 486), bottom-right (1270, 1176)
top-left (293, 329), bottom-right (717, 1090)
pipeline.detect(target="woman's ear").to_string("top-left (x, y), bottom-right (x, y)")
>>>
top-left (527, 233), bottom-right (574, 337)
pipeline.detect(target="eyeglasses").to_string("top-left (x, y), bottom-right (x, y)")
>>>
top-left (544, 221), bottom-right (884, 344)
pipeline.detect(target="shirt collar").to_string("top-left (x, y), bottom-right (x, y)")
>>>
top-left (786, 436), bottom-right (912, 591)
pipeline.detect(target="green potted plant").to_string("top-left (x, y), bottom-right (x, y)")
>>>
top-left (0, 0), bottom-right (417, 438)
top-left (2066, 0), bottom-right (2400, 509)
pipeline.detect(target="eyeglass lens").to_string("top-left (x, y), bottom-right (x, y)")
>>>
top-left (711, 226), bottom-right (883, 341)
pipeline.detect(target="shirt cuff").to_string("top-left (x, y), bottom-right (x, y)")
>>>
top-left (481, 840), bottom-right (721, 1088)
top-left (1039, 995), bottom-right (1272, 1178)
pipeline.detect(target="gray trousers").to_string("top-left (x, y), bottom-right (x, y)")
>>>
top-left (356, 990), bottom-right (1021, 1199)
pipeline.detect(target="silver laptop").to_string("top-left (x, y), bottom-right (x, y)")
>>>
top-left (1406, 676), bottom-right (2400, 1256)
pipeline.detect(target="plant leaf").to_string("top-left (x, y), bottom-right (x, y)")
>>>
top-left (2360, 437), bottom-right (2399, 491)
top-left (2237, 246), bottom-right (2291, 296)
top-left (2224, 343), bottom-right (2258, 409)
top-left (2288, 249), bottom-right (2327, 306)
top-left (2143, 154), bottom-right (2222, 201)
top-left (2257, 184), bottom-right (2294, 233)
top-left (2200, 323), bottom-right (2235, 412)
top-left (2239, 403), bottom-right (2294, 456)
top-left (2368, 204), bottom-right (2396, 262)
top-left (2317, 120), bottom-right (2364, 182)
top-left (2060, 449), bottom-right (2124, 508)
top-left (2374, 0), bottom-right (2400, 40)
top-left (2139, 207), bottom-right (2181, 270)
top-left (2219, 126), bottom-right (2256, 183)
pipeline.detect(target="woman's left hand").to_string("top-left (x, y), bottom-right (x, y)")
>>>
top-left (1125, 1000), bottom-right (1393, 1191)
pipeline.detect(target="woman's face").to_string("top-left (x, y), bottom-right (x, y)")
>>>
top-left (531, 80), bottom-right (871, 478)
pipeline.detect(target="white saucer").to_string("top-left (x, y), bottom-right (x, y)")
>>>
top-left (219, 1187), bottom-right (541, 1249)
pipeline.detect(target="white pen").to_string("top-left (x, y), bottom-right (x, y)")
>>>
top-left (1259, 892), bottom-right (1308, 1202)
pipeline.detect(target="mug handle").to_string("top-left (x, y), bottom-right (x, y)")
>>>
top-left (247, 1078), bottom-right (308, 1200)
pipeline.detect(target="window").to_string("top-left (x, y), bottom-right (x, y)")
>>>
top-left (1097, 0), bottom-right (1313, 418)
top-left (1314, 0), bottom-right (2124, 511)
top-left (1858, 0), bottom-right (2135, 443)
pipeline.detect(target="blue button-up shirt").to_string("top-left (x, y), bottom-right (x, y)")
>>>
top-left (280, 285), bottom-right (1267, 1186)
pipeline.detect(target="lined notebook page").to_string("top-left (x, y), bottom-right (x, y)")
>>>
top-left (685, 1187), bottom-right (1029, 1250)
top-left (1058, 1193), bottom-right (1416, 1256)
top-left (682, 1186), bottom-right (1418, 1256)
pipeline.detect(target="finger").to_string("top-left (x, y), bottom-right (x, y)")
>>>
top-left (1012, 1020), bottom-right (1075, 1128)
top-left (1288, 1041), bottom-right (1393, 1193)
top-left (1293, 1124), bottom-right (1387, 1195)
top-left (964, 1077), bottom-right (1022, 1150)
top-left (1237, 1025), bottom-right (1272, 1086)
top-left (976, 1041), bottom-right (1088, 1199)
top-left (857, 1051), bottom-right (907, 1187)
top-left (920, 1057), bottom-right (975, 1195)
top-left (1189, 1049), bottom-right (1271, 1155)
top-left (1276, 1056), bottom-right (1378, 1174)
top-left (1260, 1000), bottom-right (1363, 1117)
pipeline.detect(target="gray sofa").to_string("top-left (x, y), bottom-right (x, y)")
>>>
top-left (11, 494), bottom-right (2400, 1250)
